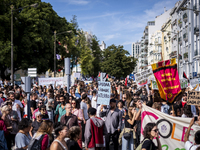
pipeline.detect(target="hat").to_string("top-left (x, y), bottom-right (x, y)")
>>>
top-left (110, 99), bottom-right (116, 103)
top-left (88, 107), bottom-right (96, 115)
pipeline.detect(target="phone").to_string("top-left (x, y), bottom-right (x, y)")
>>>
top-left (194, 116), bottom-right (198, 121)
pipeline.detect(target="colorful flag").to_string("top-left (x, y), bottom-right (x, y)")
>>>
top-left (151, 58), bottom-right (182, 104)
top-left (98, 72), bottom-right (100, 78)
top-left (125, 77), bottom-right (127, 86)
top-left (183, 71), bottom-right (188, 79)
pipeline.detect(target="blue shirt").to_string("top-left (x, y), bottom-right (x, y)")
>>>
top-left (55, 104), bottom-right (66, 122)
top-left (15, 132), bottom-right (31, 148)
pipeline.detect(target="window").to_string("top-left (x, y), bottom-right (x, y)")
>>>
top-left (166, 47), bottom-right (169, 53)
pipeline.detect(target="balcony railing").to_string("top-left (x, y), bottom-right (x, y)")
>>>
top-left (178, 37), bottom-right (182, 45)
top-left (184, 52), bottom-right (188, 60)
top-left (195, 50), bottom-right (198, 56)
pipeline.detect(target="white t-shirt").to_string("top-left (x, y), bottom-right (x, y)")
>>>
top-left (185, 141), bottom-right (200, 150)
top-left (91, 96), bottom-right (97, 109)
top-left (80, 101), bottom-right (89, 120)
top-left (12, 100), bottom-right (23, 121)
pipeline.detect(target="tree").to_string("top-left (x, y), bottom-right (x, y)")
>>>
top-left (90, 35), bottom-right (103, 77)
top-left (101, 44), bottom-right (137, 79)
top-left (0, 0), bottom-right (75, 79)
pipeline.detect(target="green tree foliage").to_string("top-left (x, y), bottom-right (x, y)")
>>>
top-left (0, 0), bottom-right (75, 79)
top-left (101, 44), bottom-right (137, 79)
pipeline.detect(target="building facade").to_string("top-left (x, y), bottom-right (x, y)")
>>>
top-left (99, 41), bottom-right (106, 51)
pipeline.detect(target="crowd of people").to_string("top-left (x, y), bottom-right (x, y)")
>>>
top-left (0, 79), bottom-right (199, 150)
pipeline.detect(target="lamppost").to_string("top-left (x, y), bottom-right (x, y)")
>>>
top-left (11, 3), bottom-right (38, 85)
top-left (54, 30), bottom-right (72, 77)
top-left (163, 30), bottom-right (179, 74)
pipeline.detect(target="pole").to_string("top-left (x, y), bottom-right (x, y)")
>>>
top-left (11, 6), bottom-right (14, 86)
top-left (177, 31), bottom-right (179, 76)
top-left (65, 58), bottom-right (70, 93)
top-left (54, 31), bottom-right (56, 77)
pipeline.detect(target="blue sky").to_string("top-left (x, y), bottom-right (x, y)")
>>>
top-left (42, 0), bottom-right (178, 54)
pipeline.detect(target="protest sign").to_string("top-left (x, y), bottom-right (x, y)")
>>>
top-left (38, 77), bottom-right (63, 87)
top-left (97, 81), bottom-right (111, 105)
top-left (142, 105), bottom-right (199, 150)
top-left (187, 91), bottom-right (200, 106)
top-left (152, 79), bottom-right (188, 90)
top-left (135, 68), bottom-right (154, 87)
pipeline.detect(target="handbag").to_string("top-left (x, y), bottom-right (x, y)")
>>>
top-left (123, 131), bottom-right (131, 140)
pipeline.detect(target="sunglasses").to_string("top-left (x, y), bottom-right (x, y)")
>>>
top-left (152, 129), bottom-right (159, 132)
top-left (41, 109), bottom-right (46, 111)
top-left (72, 103), bottom-right (76, 104)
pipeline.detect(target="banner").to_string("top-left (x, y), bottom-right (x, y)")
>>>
top-left (152, 79), bottom-right (188, 90)
top-left (38, 77), bottom-right (63, 87)
top-left (135, 68), bottom-right (154, 87)
top-left (97, 81), bottom-right (111, 105)
top-left (141, 105), bottom-right (200, 150)
top-left (187, 91), bottom-right (200, 106)
top-left (151, 59), bottom-right (181, 103)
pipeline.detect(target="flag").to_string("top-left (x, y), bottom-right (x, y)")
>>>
top-left (151, 58), bottom-right (182, 104)
top-left (183, 72), bottom-right (188, 79)
top-left (106, 74), bottom-right (108, 79)
top-left (125, 77), bottom-right (127, 86)
top-left (98, 72), bottom-right (100, 78)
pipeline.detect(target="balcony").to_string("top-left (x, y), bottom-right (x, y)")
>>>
top-left (169, 51), bottom-right (177, 58)
top-left (178, 37), bottom-right (182, 45)
top-left (183, 13), bottom-right (188, 22)
top-left (172, 19), bottom-right (177, 26)
top-left (178, 19), bottom-right (182, 27)
top-left (144, 45), bottom-right (148, 50)
top-left (183, 33), bottom-right (188, 41)
top-left (145, 39), bottom-right (148, 44)
top-left (194, 27), bottom-right (199, 35)
top-left (141, 51), bottom-right (148, 56)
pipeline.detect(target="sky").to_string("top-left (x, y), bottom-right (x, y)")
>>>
top-left (42, 0), bottom-right (178, 54)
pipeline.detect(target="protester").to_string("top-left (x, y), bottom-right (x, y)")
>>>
top-left (32, 120), bottom-right (54, 150)
top-left (66, 126), bottom-right (82, 150)
top-left (45, 92), bottom-right (54, 121)
top-left (84, 107), bottom-right (104, 150)
top-left (55, 95), bottom-right (66, 122)
top-left (184, 117), bottom-right (200, 150)
top-left (15, 118), bottom-right (32, 149)
top-left (29, 111), bottom-right (43, 137)
top-left (50, 123), bottom-right (68, 150)
top-left (10, 93), bottom-right (23, 121)
top-left (60, 103), bottom-right (78, 128)
top-left (100, 99), bottom-right (122, 150)
top-left (91, 90), bottom-right (97, 108)
top-left (141, 122), bottom-right (162, 150)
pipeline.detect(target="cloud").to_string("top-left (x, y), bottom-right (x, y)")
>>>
top-left (103, 33), bottom-right (120, 41)
top-left (79, 12), bottom-right (124, 20)
top-left (60, 0), bottom-right (90, 5)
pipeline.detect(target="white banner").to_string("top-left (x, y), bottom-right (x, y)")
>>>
top-left (97, 81), bottom-right (111, 105)
top-left (141, 105), bottom-right (200, 150)
top-left (135, 68), bottom-right (154, 87)
top-left (38, 77), bottom-right (63, 87)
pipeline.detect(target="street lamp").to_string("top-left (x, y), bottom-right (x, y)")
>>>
top-left (54, 30), bottom-right (72, 77)
top-left (11, 3), bottom-right (38, 85)
top-left (163, 30), bottom-right (179, 74)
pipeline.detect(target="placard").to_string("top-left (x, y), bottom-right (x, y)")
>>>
top-left (135, 68), bottom-right (154, 87)
top-left (187, 91), bottom-right (200, 106)
top-left (97, 81), bottom-right (111, 105)
top-left (38, 77), bottom-right (63, 87)
top-left (152, 79), bottom-right (188, 90)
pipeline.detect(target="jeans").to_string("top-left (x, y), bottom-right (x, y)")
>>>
top-left (122, 132), bottom-right (134, 150)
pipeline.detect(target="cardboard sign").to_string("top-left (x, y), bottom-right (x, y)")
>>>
top-left (152, 79), bottom-right (188, 90)
top-left (187, 91), bottom-right (200, 106)
top-left (135, 68), bottom-right (154, 87)
top-left (97, 81), bottom-right (111, 105)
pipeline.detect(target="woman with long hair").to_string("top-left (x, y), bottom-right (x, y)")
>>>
top-left (71, 99), bottom-right (83, 149)
top-left (125, 91), bottom-right (132, 109)
top-left (66, 126), bottom-right (81, 150)
top-left (140, 122), bottom-right (162, 150)
top-left (15, 118), bottom-right (32, 149)
top-left (33, 120), bottom-right (54, 150)
top-left (50, 123), bottom-right (68, 150)
top-left (1, 105), bottom-right (12, 130)
top-left (120, 105), bottom-right (137, 150)
top-left (182, 104), bottom-right (193, 118)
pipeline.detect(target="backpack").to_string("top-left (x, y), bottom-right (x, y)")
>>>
top-left (28, 134), bottom-right (45, 150)
top-left (0, 130), bottom-right (8, 150)
top-left (135, 138), bottom-right (152, 150)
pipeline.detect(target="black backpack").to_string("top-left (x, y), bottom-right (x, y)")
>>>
top-left (28, 134), bottom-right (45, 150)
